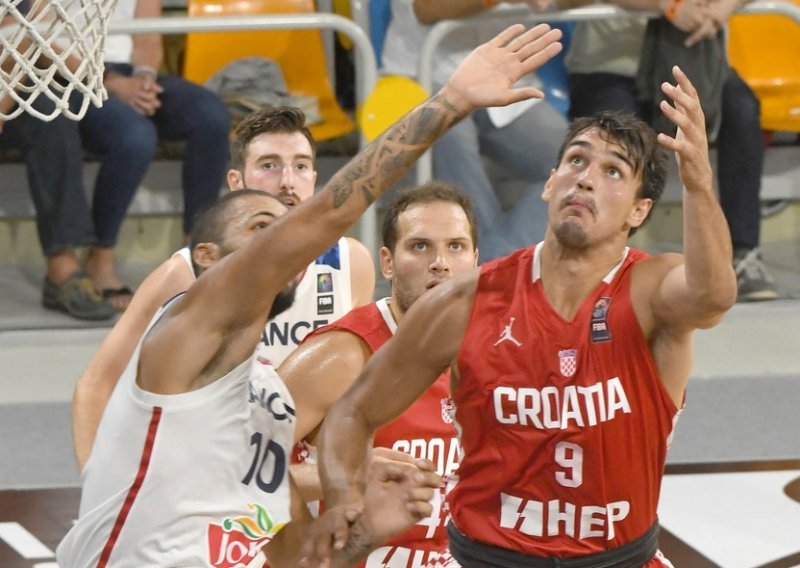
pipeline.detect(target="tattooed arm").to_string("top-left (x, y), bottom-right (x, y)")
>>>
top-left (138, 23), bottom-right (563, 396)
top-left (262, 23), bottom-right (563, 291)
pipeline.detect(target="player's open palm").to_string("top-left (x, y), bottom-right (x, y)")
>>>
top-left (299, 457), bottom-right (439, 567)
top-left (359, 457), bottom-right (440, 541)
top-left (656, 66), bottom-right (714, 193)
top-left (443, 24), bottom-right (562, 111)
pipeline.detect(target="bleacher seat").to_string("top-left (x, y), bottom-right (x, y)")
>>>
top-left (183, 0), bottom-right (356, 142)
top-left (728, 3), bottom-right (800, 132)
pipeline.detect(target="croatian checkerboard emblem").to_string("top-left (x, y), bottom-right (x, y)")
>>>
top-left (440, 397), bottom-right (455, 424)
top-left (559, 348), bottom-right (578, 377)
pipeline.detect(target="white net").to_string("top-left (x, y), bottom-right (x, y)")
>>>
top-left (1, 0), bottom-right (117, 122)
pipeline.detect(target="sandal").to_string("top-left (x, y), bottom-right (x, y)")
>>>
top-left (101, 285), bottom-right (134, 311)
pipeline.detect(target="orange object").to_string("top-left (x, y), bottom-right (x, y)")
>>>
top-left (664, 0), bottom-right (684, 23)
top-left (183, 0), bottom-right (356, 141)
top-left (728, 4), bottom-right (800, 132)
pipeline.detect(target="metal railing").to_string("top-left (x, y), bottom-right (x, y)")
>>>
top-left (413, 1), bottom-right (800, 184)
top-left (107, 13), bottom-right (380, 251)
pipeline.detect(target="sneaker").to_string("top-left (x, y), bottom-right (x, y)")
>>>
top-left (733, 248), bottom-right (779, 302)
top-left (42, 272), bottom-right (116, 320)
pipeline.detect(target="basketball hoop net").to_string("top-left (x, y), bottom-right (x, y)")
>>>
top-left (1, 0), bottom-right (117, 122)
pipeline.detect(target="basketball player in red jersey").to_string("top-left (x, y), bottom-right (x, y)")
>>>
top-left (304, 67), bottom-right (737, 567)
top-left (280, 182), bottom-right (478, 567)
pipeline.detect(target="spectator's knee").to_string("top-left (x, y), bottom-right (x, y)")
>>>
top-left (114, 119), bottom-right (158, 162)
top-left (724, 76), bottom-right (761, 124)
top-left (192, 91), bottom-right (231, 139)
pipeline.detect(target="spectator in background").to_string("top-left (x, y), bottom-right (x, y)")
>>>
top-left (1, 4), bottom-right (113, 320)
top-left (1, 100), bottom-right (115, 320)
top-left (564, 0), bottom-right (777, 301)
top-left (72, 0), bottom-right (231, 310)
top-left (381, 0), bottom-right (568, 261)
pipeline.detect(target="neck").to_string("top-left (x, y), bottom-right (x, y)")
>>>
top-left (387, 294), bottom-right (405, 325)
top-left (539, 232), bottom-right (629, 320)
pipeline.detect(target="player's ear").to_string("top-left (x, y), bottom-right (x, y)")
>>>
top-left (192, 243), bottom-right (222, 274)
top-left (379, 246), bottom-right (394, 280)
top-left (628, 197), bottom-right (653, 229)
top-left (227, 168), bottom-right (244, 190)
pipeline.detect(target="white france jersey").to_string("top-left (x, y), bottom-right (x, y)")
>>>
top-left (256, 237), bottom-right (353, 366)
top-left (56, 297), bottom-right (296, 568)
top-left (174, 238), bottom-right (352, 367)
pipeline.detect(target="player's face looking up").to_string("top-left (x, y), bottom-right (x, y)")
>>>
top-left (381, 200), bottom-right (478, 314)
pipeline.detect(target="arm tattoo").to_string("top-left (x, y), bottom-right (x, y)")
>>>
top-left (328, 92), bottom-right (467, 209)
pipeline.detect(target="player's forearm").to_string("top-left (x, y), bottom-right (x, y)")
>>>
top-left (290, 462), bottom-right (324, 502)
top-left (681, 186), bottom-right (737, 311)
top-left (317, 402), bottom-right (373, 510)
top-left (265, 516), bottom-right (376, 567)
top-left (72, 374), bottom-right (116, 469)
top-left (322, 88), bottom-right (467, 218)
top-left (228, 87), bottom-right (469, 305)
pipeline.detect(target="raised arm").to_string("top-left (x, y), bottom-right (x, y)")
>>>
top-left (139, 24), bottom-right (564, 395)
top-left (649, 66), bottom-right (737, 329)
top-left (301, 270), bottom-right (479, 565)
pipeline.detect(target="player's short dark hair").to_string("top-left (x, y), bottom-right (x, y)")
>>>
top-left (190, 189), bottom-right (269, 249)
top-left (557, 111), bottom-right (669, 236)
top-left (229, 106), bottom-right (316, 171)
top-left (382, 181), bottom-right (478, 252)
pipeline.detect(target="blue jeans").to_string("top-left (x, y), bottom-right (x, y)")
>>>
top-left (569, 68), bottom-right (763, 251)
top-left (432, 99), bottom-right (568, 261)
top-left (0, 98), bottom-right (95, 256)
top-left (76, 65), bottom-right (231, 246)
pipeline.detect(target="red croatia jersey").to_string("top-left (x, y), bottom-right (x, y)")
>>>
top-left (450, 243), bottom-right (680, 559)
top-left (304, 298), bottom-right (460, 567)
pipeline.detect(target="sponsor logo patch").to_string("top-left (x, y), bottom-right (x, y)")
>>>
top-left (316, 273), bottom-right (333, 293)
top-left (317, 294), bottom-right (334, 315)
top-left (590, 296), bottom-right (612, 343)
top-left (207, 503), bottom-right (286, 567)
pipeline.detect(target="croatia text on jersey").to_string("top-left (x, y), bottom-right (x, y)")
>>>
top-left (493, 377), bottom-right (632, 430)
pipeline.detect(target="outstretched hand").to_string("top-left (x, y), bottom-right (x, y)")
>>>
top-left (441, 23), bottom-right (563, 114)
top-left (657, 66), bottom-right (714, 193)
top-left (299, 455), bottom-right (440, 567)
top-left (359, 455), bottom-right (440, 541)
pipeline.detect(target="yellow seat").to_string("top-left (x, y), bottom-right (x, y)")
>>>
top-left (183, 0), bottom-right (356, 141)
top-left (728, 4), bottom-right (800, 132)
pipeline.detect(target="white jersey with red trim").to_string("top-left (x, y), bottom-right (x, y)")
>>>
top-left (256, 237), bottom-right (353, 366)
top-left (56, 298), bottom-right (295, 568)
